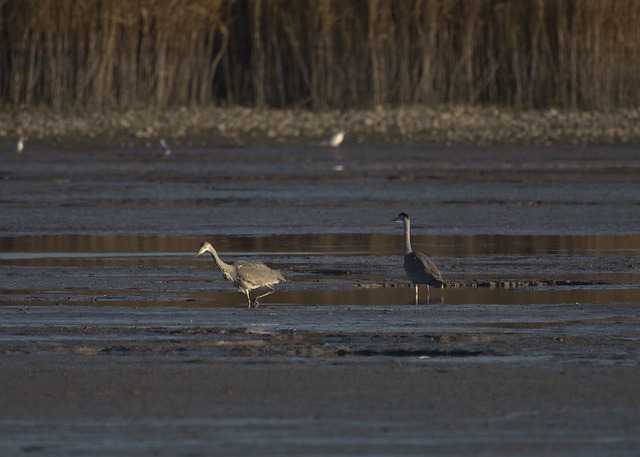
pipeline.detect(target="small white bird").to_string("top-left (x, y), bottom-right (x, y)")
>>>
top-left (320, 131), bottom-right (345, 148)
top-left (15, 136), bottom-right (24, 154)
top-left (159, 138), bottom-right (171, 156)
top-left (327, 131), bottom-right (345, 148)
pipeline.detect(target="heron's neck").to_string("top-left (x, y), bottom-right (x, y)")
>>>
top-left (403, 220), bottom-right (412, 254)
top-left (207, 248), bottom-right (232, 271)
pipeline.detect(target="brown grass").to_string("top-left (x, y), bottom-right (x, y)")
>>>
top-left (1, 0), bottom-right (639, 111)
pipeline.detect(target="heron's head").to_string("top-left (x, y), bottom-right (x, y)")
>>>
top-left (391, 212), bottom-right (410, 223)
top-left (196, 241), bottom-right (213, 257)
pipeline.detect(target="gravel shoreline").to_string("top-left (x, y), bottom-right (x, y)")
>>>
top-left (3, 106), bottom-right (640, 149)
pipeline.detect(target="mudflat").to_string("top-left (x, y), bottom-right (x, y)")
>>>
top-left (1, 138), bottom-right (639, 456)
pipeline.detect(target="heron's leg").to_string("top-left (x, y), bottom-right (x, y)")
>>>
top-left (253, 286), bottom-right (275, 307)
top-left (414, 284), bottom-right (419, 305)
top-left (245, 290), bottom-right (252, 308)
top-left (426, 285), bottom-right (431, 303)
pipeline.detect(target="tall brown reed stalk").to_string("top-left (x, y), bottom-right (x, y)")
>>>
top-left (1, 0), bottom-right (638, 110)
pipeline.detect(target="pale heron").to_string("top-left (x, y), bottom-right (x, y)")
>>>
top-left (392, 212), bottom-right (444, 303)
top-left (196, 241), bottom-right (285, 308)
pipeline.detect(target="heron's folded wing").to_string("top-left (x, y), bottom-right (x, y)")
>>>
top-left (235, 261), bottom-right (283, 286)
top-left (408, 252), bottom-right (443, 282)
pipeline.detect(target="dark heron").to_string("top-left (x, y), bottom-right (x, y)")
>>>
top-left (196, 241), bottom-right (286, 308)
top-left (392, 212), bottom-right (444, 303)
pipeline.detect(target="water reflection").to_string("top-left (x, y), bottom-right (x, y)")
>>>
top-left (1, 233), bottom-right (639, 307)
top-left (2, 233), bottom-right (640, 256)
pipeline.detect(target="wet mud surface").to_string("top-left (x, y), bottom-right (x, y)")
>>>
top-left (1, 144), bottom-right (640, 455)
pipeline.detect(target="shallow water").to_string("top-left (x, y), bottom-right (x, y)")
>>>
top-left (2, 233), bottom-right (638, 308)
top-left (2, 144), bottom-right (640, 236)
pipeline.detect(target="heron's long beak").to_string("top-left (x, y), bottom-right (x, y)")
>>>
top-left (196, 247), bottom-right (207, 257)
top-left (391, 217), bottom-right (402, 222)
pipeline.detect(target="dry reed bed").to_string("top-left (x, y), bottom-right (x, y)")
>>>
top-left (2, 0), bottom-right (639, 111)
